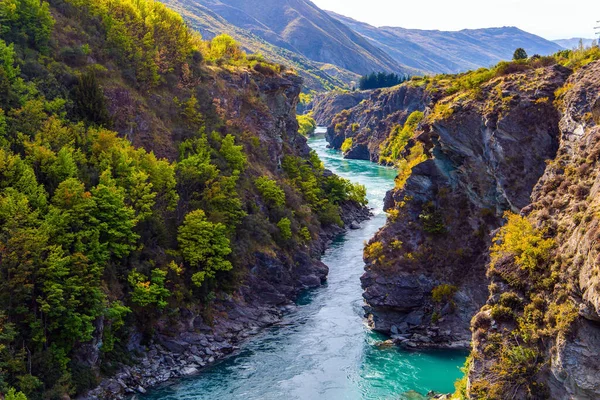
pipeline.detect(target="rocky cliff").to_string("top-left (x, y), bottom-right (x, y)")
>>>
top-left (305, 90), bottom-right (369, 126)
top-left (324, 84), bottom-right (430, 162)
top-left (86, 49), bottom-right (370, 400)
top-left (361, 63), bottom-right (569, 349)
top-left (468, 60), bottom-right (600, 399)
top-left (322, 49), bottom-right (600, 396)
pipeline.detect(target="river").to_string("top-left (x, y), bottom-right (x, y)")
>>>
top-left (141, 132), bottom-right (466, 400)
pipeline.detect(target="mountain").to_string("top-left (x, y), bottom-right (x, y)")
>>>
top-left (181, 0), bottom-right (408, 76)
top-left (329, 12), bottom-right (564, 74)
top-left (161, 0), bottom-right (360, 91)
top-left (554, 37), bottom-right (597, 49)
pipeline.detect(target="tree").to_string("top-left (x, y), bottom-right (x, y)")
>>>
top-left (91, 171), bottom-right (139, 260)
top-left (277, 217), bottom-right (292, 240)
top-left (72, 72), bottom-right (111, 127)
top-left (297, 114), bottom-right (317, 136)
top-left (254, 176), bottom-right (286, 208)
top-left (513, 48), bottom-right (528, 61)
top-left (177, 210), bottom-right (233, 287)
top-left (128, 269), bottom-right (170, 309)
top-left (219, 134), bottom-right (246, 172)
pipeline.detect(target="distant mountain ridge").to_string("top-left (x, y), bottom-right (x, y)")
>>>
top-left (554, 37), bottom-right (596, 49)
top-left (190, 0), bottom-right (407, 76)
top-left (329, 12), bottom-right (564, 74)
top-left (162, 0), bottom-right (568, 89)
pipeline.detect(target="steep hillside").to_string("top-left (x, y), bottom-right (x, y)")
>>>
top-left (330, 12), bottom-right (563, 74)
top-left (187, 0), bottom-right (407, 76)
top-left (305, 90), bottom-right (370, 126)
top-left (0, 0), bottom-right (367, 399)
top-left (161, 0), bottom-right (359, 91)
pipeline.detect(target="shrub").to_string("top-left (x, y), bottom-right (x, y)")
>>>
top-left (341, 137), bottom-right (353, 153)
top-left (499, 292), bottom-right (522, 309)
top-left (419, 201), bottom-right (446, 234)
top-left (297, 114), bottom-right (317, 136)
top-left (513, 48), bottom-right (528, 61)
top-left (432, 284), bottom-right (458, 303)
top-left (206, 34), bottom-right (245, 62)
top-left (277, 217), bottom-right (292, 240)
top-left (365, 241), bottom-right (385, 265)
top-left (491, 212), bottom-right (554, 271)
top-left (490, 304), bottom-right (514, 322)
top-left (254, 176), bottom-right (286, 208)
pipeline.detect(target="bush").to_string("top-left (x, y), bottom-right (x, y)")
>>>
top-left (297, 114), bottom-right (317, 136)
top-left (277, 217), bottom-right (292, 240)
top-left (254, 176), bottom-right (286, 208)
top-left (419, 201), bottom-right (446, 234)
top-left (490, 304), bottom-right (514, 322)
top-left (432, 284), bottom-right (458, 303)
top-left (491, 212), bottom-right (554, 271)
top-left (513, 48), bottom-right (528, 61)
top-left (499, 292), bottom-right (522, 309)
top-left (341, 138), bottom-right (353, 153)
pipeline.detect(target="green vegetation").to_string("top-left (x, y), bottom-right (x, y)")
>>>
top-left (297, 114), bottom-right (317, 136)
top-left (431, 284), bottom-right (457, 303)
top-left (254, 176), bottom-right (286, 208)
top-left (359, 72), bottom-right (408, 90)
top-left (513, 48), bottom-right (528, 61)
top-left (379, 111), bottom-right (424, 164)
top-left (0, 0), bottom-right (367, 398)
top-left (277, 217), bottom-right (292, 241)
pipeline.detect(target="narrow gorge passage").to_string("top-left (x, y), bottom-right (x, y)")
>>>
top-left (141, 132), bottom-right (466, 400)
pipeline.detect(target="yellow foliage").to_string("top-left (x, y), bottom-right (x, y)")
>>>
top-left (341, 138), bottom-right (353, 153)
top-left (491, 212), bottom-right (554, 270)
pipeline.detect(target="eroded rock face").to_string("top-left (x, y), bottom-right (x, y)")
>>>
top-left (469, 61), bottom-right (600, 399)
top-left (362, 65), bottom-right (570, 349)
top-left (305, 90), bottom-right (369, 126)
top-left (324, 85), bottom-right (430, 162)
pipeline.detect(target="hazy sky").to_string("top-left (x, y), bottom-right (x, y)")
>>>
top-left (311, 0), bottom-right (599, 40)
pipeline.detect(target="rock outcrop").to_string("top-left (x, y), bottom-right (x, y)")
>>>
top-left (305, 90), bottom-right (369, 126)
top-left (469, 60), bottom-right (600, 399)
top-left (361, 64), bottom-right (570, 349)
top-left (323, 84), bottom-right (430, 162)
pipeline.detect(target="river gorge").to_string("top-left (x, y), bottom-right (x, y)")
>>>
top-left (140, 133), bottom-right (466, 400)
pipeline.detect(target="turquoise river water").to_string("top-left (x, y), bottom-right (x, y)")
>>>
top-left (141, 133), bottom-right (466, 400)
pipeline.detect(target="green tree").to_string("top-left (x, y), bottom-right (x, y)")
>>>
top-left (277, 217), bottom-right (292, 240)
top-left (219, 134), bottom-right (246, 172)
top-left (254, 176), bottom-right (286, 208)
top-left (5, 387), bottom-right (28, 400)
top-left (513, 48), bottom-right (528, 61)
top-left (177, 209), bottom-right (233, 287)
top-left (128, 269), bottom-right (170, 309)
top-left (91, 171), bottom-right (139, 260)
top-left (297, 114), bottom-right (317, 136)
top-left (72, 72), bottom-right (111, 127)
top-left (206, 34), bottom-right (245, 62)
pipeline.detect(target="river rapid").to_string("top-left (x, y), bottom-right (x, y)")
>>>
top-left (141, 132), bottom-right (466, 400)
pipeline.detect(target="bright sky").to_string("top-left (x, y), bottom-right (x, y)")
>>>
top-left (311, 0), bottom-right (599, 40)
